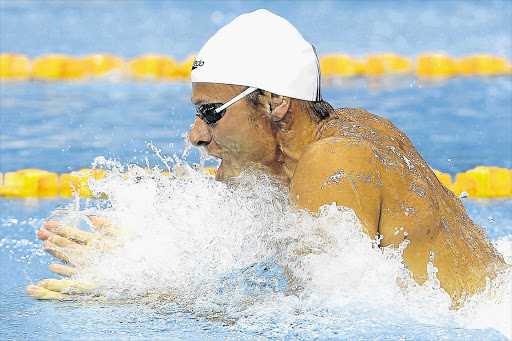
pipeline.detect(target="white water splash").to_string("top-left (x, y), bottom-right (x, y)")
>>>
top-left (53, 157), bottom-right (511, 339)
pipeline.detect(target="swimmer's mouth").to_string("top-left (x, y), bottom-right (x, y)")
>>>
top-left (207, 154), bottom-right (223, 180)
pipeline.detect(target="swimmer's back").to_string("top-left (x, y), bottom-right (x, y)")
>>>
top-left (292, 107), bottom-right (505, 301)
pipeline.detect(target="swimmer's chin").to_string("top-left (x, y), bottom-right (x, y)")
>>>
top-left (209, 155), bottom-right (247, 183)
top-left (214, 160), bottom-right (240, 183)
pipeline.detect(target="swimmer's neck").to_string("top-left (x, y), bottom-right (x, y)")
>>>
top-left (273, 101), bottom-right (320, 182)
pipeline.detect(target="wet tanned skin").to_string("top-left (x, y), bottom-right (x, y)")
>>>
top-left (190, 82), bottom-right (506, 303)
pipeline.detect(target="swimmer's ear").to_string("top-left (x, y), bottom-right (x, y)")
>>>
top-left (259, 92), bottom-right (290, 122)
top-left (270, 96), bottom-right (291, 122)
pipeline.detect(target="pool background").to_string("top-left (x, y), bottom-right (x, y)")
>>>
top-left (1, 0), bottom-right (512, 340)
top-left (1, 0), bottom-right (511, 175)
top-left (1, 77), bottom-right (511, 175)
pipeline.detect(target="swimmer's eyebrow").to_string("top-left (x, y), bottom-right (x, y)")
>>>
top-left (191, 99), bottom-right (209, 107)
top-left (191, 93), bottom-right (220, 106)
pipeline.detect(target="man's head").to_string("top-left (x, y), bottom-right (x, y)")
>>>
top-left (189, 9), bottom-right (332, 182)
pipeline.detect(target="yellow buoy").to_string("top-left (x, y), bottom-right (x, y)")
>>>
top-left (60, 169), bottom-right (107, 198)
top-left (62, 57), bottom-right (91, 79)
top-left (32, 55), bottom-right (66, 79)
top-left (32, 54), bottom-right (91, 79)
top-left (364, 53), bottom-right (411, 76)
top-left (0, 169), bottom-right (58, 197)
top-left (0, 53), bottom-right (31, 79)
top-left (83, 54), bottom-right (124, 76)
top-left (319, 54), bottom-right (364, 77)
top-left (416, 53), bottom-right (459, 77)
top-left (451, 166), bottom-right (512, 198)
top-left (128, 54), bottom-right (180, 79)
top-left (458, 54), bottom-right (510, 75)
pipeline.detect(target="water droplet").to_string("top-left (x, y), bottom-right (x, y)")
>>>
top-left (459, 191), bottom-right (468, 200)
top-left (447, 158), bottom-right (452, 163)
top-left (487, 216), bottom-right (493, 223)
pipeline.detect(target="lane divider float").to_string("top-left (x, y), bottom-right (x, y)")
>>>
top-left (0, 166), bottom-right (510, 198)
top-left (1, 53), bottom-right (510, 81)
top-left (0, 168), bottom-right (216, 198)
top-left (30, 54), bottom-right (125, 79)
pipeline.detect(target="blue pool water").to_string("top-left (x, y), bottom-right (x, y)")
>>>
top-left (1, 1), bottom-right (512, 340)
top-left (1, 77), bottom-right (511, 175)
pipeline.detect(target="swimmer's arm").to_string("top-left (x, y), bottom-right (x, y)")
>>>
top-left (290, 138), bottom-right (382, 238)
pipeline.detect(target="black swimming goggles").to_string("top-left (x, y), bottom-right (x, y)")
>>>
top-left (195, 86), bottom-right (258, 126)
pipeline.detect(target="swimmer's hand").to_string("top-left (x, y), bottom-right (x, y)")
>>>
top-left (26, 216), bottom-right (134, 301)
top-left (36, 216), bottom-right (131, 273)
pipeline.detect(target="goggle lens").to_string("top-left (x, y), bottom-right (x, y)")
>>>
top-left (196, 103), bottom-right (226, 126)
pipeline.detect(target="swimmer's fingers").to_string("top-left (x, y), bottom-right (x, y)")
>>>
top-left (37, 229), bottom-right (82, 249)
top-left (89, 216), bottom-right (136, 243)
top-left (43, 221), bottom-right (92, 244)
top-left (42, 241), bottom-right (85, 265)
top-left (42, 241), bottom-right (71, 263)
top-left (41, 225), bottom-right (120, 263)
top-left (26, 279), bottom-right (101, 301)
top-left (26, 285), bottom-right (74, 301)
top-left (38, 279), bottom-right (97, 294)
top-left (49, 264), bottom-right (78, 277)
top-left (89, 216), bottom-right (117, 234)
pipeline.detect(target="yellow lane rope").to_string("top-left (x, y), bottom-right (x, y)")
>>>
top-left (0, 166), bottom-right (510, 198)
top-left (0, 168), bottom-right (215, 198)
top-left (1, 53), bottom-right (510, 81)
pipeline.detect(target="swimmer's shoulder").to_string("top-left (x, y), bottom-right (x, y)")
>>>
top-left (315, 107), bottom-right (413, 149)
top-left (296, 135), bottom-right (385, 177)
top-left (291, 136), bottom-right (383, 235)
top-left (293, 135), bottom-right (386, 200)
top-left (303, 107), bottom-right (399, 169)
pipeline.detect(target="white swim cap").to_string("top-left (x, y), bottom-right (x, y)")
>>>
top-left (191, 9), bottom-right (322, 101)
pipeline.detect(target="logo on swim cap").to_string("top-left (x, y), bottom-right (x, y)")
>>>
top-left (191, 60), bottom-right (205, 71)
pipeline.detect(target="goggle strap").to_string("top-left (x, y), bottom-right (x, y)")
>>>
top-left (214, 87), bottom-right (258, 113)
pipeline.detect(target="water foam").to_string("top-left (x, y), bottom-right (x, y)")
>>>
top-left (52, 158), bottom-right (511, 339)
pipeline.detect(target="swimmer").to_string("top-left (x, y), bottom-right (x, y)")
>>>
top-left (27, 9), bottom-right (506, 304)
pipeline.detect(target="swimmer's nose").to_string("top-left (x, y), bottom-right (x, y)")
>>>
top-left (189, 117), bottom-right (212, 147)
